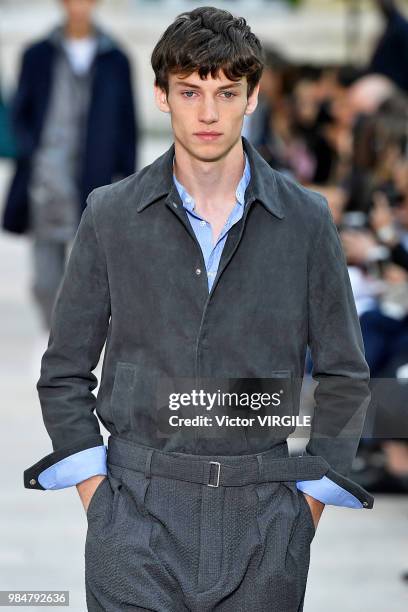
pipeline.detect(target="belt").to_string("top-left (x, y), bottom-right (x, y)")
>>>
top-left (107, 436), bottom-right (330, 488)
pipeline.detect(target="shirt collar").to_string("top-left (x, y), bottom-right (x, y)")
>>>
top-left (135, 137), bottom-right (285, 220)
top-left (172, 151), bottom-right (251, 212)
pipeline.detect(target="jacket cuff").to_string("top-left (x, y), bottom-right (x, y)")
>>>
top-left (24, 435), bottom-right (105, 490)
top-left (37, 445), bottom-right (107, 490)
top-left (297, 469), bottom-right (374, 509)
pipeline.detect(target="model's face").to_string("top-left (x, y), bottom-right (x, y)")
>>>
top-left (154, 70), bottom-right (259, 162)
top-left (62, 0), bottom-right (96, 26)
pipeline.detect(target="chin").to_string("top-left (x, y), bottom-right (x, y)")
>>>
top-left (188, 141), bottom-right (237, 163)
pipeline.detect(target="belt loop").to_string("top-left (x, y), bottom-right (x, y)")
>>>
top-left (256, 454), bottom-right (263, 482)
top-left (145, 449), bottom-right (154, 479)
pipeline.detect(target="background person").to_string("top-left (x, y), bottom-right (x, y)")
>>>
top-left (2, 0), bottom-right (138, 330)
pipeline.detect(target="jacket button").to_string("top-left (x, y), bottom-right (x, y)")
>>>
top-left (29, 478), bottom-right (36, 486)
top-left (363, 501), bottom-right (368, 507)
top-left (195, 268), bottom-right (202, 275)
top-left (172, 202), bottom-right (178, 208)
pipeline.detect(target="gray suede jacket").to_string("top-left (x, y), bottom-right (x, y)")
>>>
top-left (24, 137), bottom-right (374, 509)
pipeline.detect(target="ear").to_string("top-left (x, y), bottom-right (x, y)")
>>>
top-left (245, 82), bottom-right (260, 117)
top-left (154, 84), bottom-right (171, 114)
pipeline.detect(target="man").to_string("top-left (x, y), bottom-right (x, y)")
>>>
top-left (2, 0), bottom-right (137, 329)
top-left (24, 7), bottom-right (374, 612)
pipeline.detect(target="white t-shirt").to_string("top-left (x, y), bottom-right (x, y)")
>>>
top-left (62, 36), bottom-right (98, 75)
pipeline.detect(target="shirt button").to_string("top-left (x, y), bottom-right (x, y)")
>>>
top-left (29, 478), bottom-right (36, 486)
top-left (200, 220), bottom-right (206, 226)
top-left (195, 268), bottom-right (202, 275)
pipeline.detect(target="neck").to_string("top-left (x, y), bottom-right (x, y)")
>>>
top-left (64, 21), bottom-right (93, 40)
top-left (173, 137), bottom-right (246, 211)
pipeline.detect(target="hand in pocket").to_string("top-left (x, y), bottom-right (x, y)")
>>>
top-left (77, 475), bottom-right (107, 514)
top-left (302, 491), bottom-right (325, 530)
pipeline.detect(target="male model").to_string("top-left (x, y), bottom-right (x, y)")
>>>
top-left (2, 0), bottom-right (137, 329)
top-left (24, 7), bottom-right (374, 612)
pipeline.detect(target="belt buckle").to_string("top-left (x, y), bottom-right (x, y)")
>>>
top-left (208, 461), bottom-right (221, 487)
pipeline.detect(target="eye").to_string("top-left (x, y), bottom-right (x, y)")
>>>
top-left (182, 91), bottom-right (197, 98)
top-left (221, 91), bottom-right (236, 99)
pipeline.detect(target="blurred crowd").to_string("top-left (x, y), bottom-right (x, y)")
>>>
top-left (0, 1), bottom-right (407, 495)
top-left (244, 0), bottom-right (408, 495)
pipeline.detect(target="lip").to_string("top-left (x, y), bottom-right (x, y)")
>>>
top-left (194, 132), bottom-right (223, 141)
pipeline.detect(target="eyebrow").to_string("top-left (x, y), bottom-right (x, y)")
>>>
top-left (174, 81), bottom-right (243, 90)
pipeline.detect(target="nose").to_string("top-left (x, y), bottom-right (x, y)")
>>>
top-left (198, 95), bottom-right (219, 124)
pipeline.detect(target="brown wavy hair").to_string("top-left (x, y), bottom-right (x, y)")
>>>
top-left (151, 6), bottom-right (264, 98)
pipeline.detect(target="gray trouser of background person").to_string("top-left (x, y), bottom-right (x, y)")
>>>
top-left (30, 237), bottom-right (74, 330)
top-left (84, 435), bottom-right (323, 612)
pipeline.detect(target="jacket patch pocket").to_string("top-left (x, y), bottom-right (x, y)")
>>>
top-left (110, 362), bottom-right (137, 434)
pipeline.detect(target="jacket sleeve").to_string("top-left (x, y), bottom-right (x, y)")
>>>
top-left (11, 47), bottom-right (37, 160)
top-left (32, 446), bottom-right (107, 490)
top-left (24, 192), bottom-right (111, 490)
top-left (117, 54), bottom-right (138, 177)
top-left (297, 196), bottom-right (374, 509)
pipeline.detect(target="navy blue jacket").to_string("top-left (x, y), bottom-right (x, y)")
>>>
top-left (2, 25), bottom-right (138, 234)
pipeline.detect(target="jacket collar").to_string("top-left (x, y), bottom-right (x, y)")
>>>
top-left (136, 136), bottom-right (284, 219)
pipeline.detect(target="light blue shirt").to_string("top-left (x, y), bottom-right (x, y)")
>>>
top-left (173, 153), bottom-right (251, 292)
top-left (37, 151), bottom-right (364, 508)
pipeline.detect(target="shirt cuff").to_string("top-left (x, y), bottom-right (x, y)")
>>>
top-left (296, 476), bottom-right (364, 508)
top-left (37, 445), bottom-right (107, 490)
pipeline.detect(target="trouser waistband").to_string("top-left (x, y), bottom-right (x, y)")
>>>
top-left (107, 436), bottom-right (330, 488)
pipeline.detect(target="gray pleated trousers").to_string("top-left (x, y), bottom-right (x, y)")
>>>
top-left (84, 436), bottom-right (319, 612)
